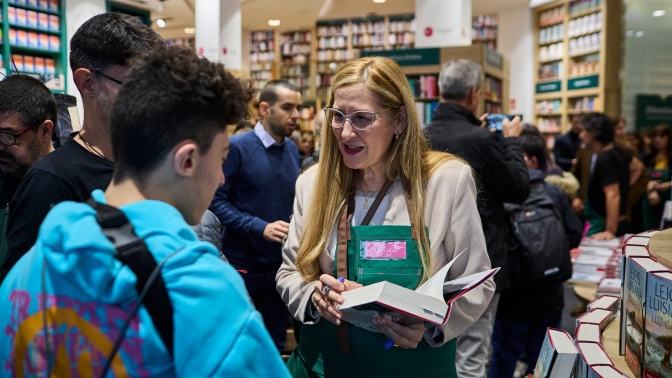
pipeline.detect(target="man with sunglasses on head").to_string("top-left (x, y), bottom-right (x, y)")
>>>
top-left (209, 80), bottom-right (301, 353)
top-left (0, 13), bottom-right (164, 281)
top-left (0, 75), bottom-right (57, 269)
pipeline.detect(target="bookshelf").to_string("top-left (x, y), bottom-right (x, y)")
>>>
top-left (2, 0), bottom-right (67, 92)
top-left (350, 17), bottom-right (385, 56)
top-left (249, 29), bottom-right (277, 90)
top-left (533, 0), bottom-right (621, 134)
top-left (387, 14), bottom-right (415, 50)
top-left (280, 30), bottom-right (312, 98)
top-left (315, 19), bottom-right (349, 100)
top-left (472, 14), bottom-right (497, 51)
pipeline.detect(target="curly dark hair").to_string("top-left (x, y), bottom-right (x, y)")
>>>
top-left (580, 112), bottom-right (614, 144)
top-left (70, 13), bottom-right (164, 74)
top-left (111, 46), bottom-right (255, 182)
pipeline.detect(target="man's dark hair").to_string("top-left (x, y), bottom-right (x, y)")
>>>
top-left (258, 80), bottom-right (300, 106)
top-left (70, 13), bottom-right (164, 74)
top-left (234, 119), bottom-right (254, 133)
top-left (111, 46), bottom-right (255, 183)
top-left (520, 134), bottom-right (548, 171)
top-left (580, 112), bottom-right (614, 144)
top-left (0, 74), bottom-right (57, 130)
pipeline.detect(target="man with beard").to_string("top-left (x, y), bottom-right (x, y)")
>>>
top-left (0, 13), bottom-right (163, 281)
top-left (209, 80), bottom-right (301, 352)
top-left (0, 75), bottom-right (57, 268)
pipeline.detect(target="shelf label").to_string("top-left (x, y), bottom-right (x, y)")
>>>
top-left (485, 48), bottom-right (503, 70)
top-left (636, 95), bottom-right (672, 129)
top-left (568, 75), bottom-right (599, 90)
top-left (360, 48), bottom-right (440, 66)
top-left (536, 81), bottom-right (562, 93)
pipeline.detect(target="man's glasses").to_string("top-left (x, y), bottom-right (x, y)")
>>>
top-left (0, 125), bottom-right (33, 146)
top-left (324, 106), bottom-right (400, 131)
top-left (93, 70), bottom-right (123, 85)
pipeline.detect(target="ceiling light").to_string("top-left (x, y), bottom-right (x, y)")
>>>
top-left (373, 0), bottom-right (386, 3)
top-left (626, 30), bottom-right (634, 37)
top-left (184, 28), bottom-right (195, 35)
top-left (635, 31), bottom-right (644, 38)
top-left (156, 19), bottom-right (166, 28)
top-left (653, 10), bottom-right (666, 17)
top-left (268, 19), bottom-right (281, 26)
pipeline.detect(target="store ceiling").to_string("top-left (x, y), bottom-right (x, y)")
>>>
top-left (113, 0), bottom-right (530, 38)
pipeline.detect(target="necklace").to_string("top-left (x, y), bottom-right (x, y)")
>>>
top-left (363, 195), bottom-right (371, 210)
top-left (79, 133), bottom-right (111, 163)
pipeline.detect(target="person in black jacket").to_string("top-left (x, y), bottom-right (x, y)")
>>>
top-left (425, 59), bottom-right (530, 378)
top-left (553, 114), bottom-right (583, 171)
top-left (489, 135), bottom-right (583, 378)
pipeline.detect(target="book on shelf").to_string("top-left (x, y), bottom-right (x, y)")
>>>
top-left (587, 295), bottom-right (619, 315)
top-left (575, 323), bottom-right (602, 344)
top-left (623, 257), bottom-right (668, 376)
top-left (336, 250), bottom-right (499, 333)
top-left (644, 270), bottom-right (672, 378)
top-left (533, 328), bottom-right (579, 378)
top-left (587, 365), bottom-right (629, 378)
top-left (575, 341), bottom-right (614, 378)
top-left (576, 308), bottom-right (613, 331)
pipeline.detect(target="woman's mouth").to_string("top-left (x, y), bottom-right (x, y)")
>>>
top-left (343, 144), bottom-right (364, 155)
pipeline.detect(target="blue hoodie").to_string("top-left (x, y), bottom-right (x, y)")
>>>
top-left (0, 190), bottom-right (290, 377)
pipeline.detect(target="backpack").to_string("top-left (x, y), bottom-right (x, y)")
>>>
top-left (504, 181), bottom-right (572, 286)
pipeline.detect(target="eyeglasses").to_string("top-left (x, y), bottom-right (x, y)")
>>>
top-left (0, 125), bottom-right (33, 146)
top-left (324, 106), bottom-right (401, 131)
top-left (93, 70), bottom-right (123, 85)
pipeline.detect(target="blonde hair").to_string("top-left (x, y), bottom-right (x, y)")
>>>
top-left (295, 57), bottom-right (464, 284)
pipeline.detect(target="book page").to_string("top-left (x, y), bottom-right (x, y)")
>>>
top-left (443, 268), bottom-right (500, 303)
top-left (414, 248), bottom-right (468, 299)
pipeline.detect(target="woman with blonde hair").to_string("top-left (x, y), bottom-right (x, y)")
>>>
top-left (276, 56), bottom-right (494, 377)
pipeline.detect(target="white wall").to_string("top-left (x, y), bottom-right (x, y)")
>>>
top-left (65, 0), bottom-right (106, 127)
top-left (497, 4), bottom-right (534, 123)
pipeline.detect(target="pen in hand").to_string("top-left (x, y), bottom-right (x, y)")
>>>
top-left (322, 276), bottom-right (345, 293)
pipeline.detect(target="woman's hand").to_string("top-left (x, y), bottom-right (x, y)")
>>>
top-left (311, 274), bottom-right (362, 325)
top-left (649, 190), bottom-right (661, 206)
top-left (591, 230), bottom-right (615, 241)
top-left (372, 317), bottom-right (426, 349)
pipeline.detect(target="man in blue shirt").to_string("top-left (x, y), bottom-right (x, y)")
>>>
top-left (0, 46), bottom-right (290, 376)
top-left (210, 80), bottom-right (301, 352)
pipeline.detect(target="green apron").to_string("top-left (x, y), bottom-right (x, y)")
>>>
top-left (287, 180), bottom-right (457, 378)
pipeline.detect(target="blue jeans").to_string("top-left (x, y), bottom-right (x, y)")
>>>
top-left (235, 265), bottom-right (288, 353)
top-left (488, 312), bottom-right (562, 378)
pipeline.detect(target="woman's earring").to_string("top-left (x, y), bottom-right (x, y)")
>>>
top-left (395, 133), bottom-right (399, 141)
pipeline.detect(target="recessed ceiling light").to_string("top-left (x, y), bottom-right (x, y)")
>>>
top-left (626, 30), bottom-right (634, 37)
top-left (635, 31), bottom-right (644, 38)
top-left (268, 19), bottom-right (281, 26)
top-left (156, 18), bottom-right (166, 28)
top-left (373, 0), bottom-right (386, 3)
top-left (184, 28), bottom-right (195, 35)
top-left (653, 10), bottom-right (666, 17)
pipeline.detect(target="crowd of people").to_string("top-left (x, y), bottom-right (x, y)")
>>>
top-left (0, 11), bottom-right (663, 378)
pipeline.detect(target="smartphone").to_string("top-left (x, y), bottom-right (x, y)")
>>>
top-left (486, 114), bottom-right (522, 131)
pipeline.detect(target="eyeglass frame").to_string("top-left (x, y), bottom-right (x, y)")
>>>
top-left (323, 105), bottom-right (401, 131)
top-left (0, 124), bottom-right (34, 146)
top-left (91, 70), bottom-right (123, 85)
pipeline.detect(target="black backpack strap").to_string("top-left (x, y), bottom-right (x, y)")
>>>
top-left (85, 198), bottom-right (174, 357)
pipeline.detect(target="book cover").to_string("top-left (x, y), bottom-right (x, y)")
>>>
top-left (621, 245), bottom-right (651, 355)
top-left (576, 341), bottom-right (613, 378)
top-left (48, 35), bottom-right (59, 51)
top-left (38, 12), bottom-right (48, 31)
top-left (644, 271), bottom-right (672, 378)
top-left (337, 250), bottom-right (498, 332)
top-left (533, 328), bottom-right (579, 378)
top-left (625, 257), bottom-right (668, 377)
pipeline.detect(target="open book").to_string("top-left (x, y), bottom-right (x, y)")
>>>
top-left (336, 250), bottom-right (499, 333)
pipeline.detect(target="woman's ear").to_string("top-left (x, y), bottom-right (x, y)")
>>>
top-left (395, 105), bottom-right (408, 135)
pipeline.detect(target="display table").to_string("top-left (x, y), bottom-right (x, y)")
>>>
top-left (603, 316), bottom-right (634, 377)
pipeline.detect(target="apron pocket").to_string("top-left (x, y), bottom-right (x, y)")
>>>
top-left (358, 267), bottom-right (422, 287)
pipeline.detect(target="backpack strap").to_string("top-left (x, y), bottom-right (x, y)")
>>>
top-left (85, 198), bottom-right (174, 357)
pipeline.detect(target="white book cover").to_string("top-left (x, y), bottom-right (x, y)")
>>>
top-left (337, 250), bottom-right (499, 333)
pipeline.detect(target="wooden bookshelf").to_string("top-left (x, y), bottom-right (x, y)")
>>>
top-left (280, 30), bottom-right (313, 98)
top-left (533, 0), bottom-right (621, 134)
top-left (472, 14), bottom-right (497, 51)
top-left (387, 14), bottom-right (415, 50)
top-left (2, 0), bottom-right (67, 92)
top-left (351, 17), bottom-right (386, 56)
top-left (249, 29), bottom-right (278, 91)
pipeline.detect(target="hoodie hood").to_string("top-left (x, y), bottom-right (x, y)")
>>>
top-left (37, 189), bottom-right (199, 304)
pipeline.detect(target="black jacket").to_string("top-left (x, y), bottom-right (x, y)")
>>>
top-left (425, 102), bottom-right (530, 292)
top-left (553, 130), bottom-right (581, 171)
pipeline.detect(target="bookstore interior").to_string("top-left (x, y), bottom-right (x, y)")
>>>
top-left (11, 0), bottom-right (672, 376)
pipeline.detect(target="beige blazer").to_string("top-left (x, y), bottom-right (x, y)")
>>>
top-left (275, 159), bottom-right (495, 346)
